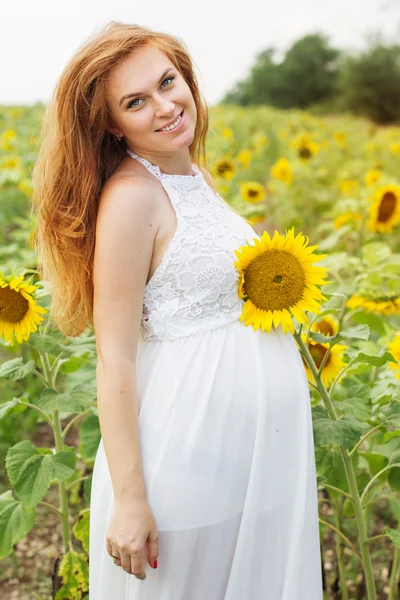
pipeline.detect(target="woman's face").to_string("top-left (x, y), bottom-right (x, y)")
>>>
top-left (105, 45), bottom-right (197, 154)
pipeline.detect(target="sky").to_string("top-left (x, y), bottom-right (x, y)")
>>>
top-left (2, 0), bottom-right (400, 107)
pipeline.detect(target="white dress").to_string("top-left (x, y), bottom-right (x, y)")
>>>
top-left (89, 150), bottom-right (323, 599)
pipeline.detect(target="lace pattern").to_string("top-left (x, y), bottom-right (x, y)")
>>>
top-left (126, 150), bottom-right (260, 341)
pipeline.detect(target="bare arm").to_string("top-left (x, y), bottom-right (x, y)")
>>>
top-left (93, 176), bottom-right (160, 504)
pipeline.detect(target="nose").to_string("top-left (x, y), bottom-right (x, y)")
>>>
top-left (153, 94), bottom-right (175, 116)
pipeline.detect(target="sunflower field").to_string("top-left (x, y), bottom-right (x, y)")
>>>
top-left (0, 102), bottom-right (400, 599)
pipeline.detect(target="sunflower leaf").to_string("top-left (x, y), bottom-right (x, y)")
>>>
top-left (312, 405), bottom-right (368, 449)
top-left (0, 397), bottom-right (20, 419)
top-left (350, 351), bottom-right (396, 367)
top-left (383, 528), bottom-right (400, 548)
top-left (5, 440), bottom-right (55, 509)
top-left (37, 385), bottom-right (95, 414)
top-left (381, 402), bottom-right (400, 428)
top-left (55, 550), bottom-right (89, 600)
top-left (0, 491), bottom-right (36, 560)
top-left (0, 358), bottom-right (36, 381)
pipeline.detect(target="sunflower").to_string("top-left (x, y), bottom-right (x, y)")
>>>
top-left (300, 334), bottom-right (348, 388)
top-left (388, 333), bottom-right (400, 380)
top-left (389, 142), bottom-right (400, 156)
top-left (234, 227), bottom-right (329, 335)
top-left (310, 314), bottom-right (339, 336)
top-left (270, 158), bottom-right (293, 185)
top-left (366, 183), bottom-right (400, 233)
top-left (340, 179), bottom-right (360, 196)
top-left (0, 129), bottom-right (17, 151)
top-left (237, 149), bottom-right (252, 168)
top-left (0, 273), bottom-right (48, 345)
top-left (290, 134), bottom-right (320, 160)
top-left (222, 127), bottom-right (234, 141)
top-left (364, 169), bottom-right (383, 186)
top-left (1, 155), bottom-right (22, 170)
top-left (333, 132), bottom-right (347, 149)
top-left (246, 211), bottom-right (266, 226)
top-left (346, 292), bottom-right (400, 316)
top-left (18, 178), bottom-right (33, 198)
top-left (212, 158), bottom-right (236, 180)
top-left (333, 212), bottom-right (364, 230)
top-left (240, 182), bottom-right (266, 204)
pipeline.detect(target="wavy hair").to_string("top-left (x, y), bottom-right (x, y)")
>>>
top-left (31, 21), bottom-right (211, 337)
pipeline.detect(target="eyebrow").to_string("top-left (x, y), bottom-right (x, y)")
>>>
top-left (119, 68), bottom-right (173, 107)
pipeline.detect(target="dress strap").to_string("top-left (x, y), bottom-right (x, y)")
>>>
top-left (126, 149), bottom-right (163, 180)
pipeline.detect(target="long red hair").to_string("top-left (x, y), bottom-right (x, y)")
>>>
top-left (31, 21), bottom-right (211, 337)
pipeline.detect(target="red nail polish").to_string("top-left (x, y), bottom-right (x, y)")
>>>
top-left (153, 560), bottom-right (158, 569)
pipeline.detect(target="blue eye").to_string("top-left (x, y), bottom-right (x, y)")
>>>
top-left (127, 76), bottom-right (175, 109)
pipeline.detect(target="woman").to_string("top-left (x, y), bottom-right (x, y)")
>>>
top-left (32, 21), bottom-right (323, 599)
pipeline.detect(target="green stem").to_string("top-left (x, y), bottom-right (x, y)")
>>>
top-left (65, 475), bottom-right (90, 492)
top-left (349, 423), bottom-right (386, 457)
top-left (320, 483), bottom-right (353, 500)
top-left (294, 331), bottom-right (377, 599)
top-left (334, 499), bottom-right (349, 599)
top-left (360, 463), bottom-right (400, 506)
top-left (62, 410), bottom-right (91, 441)
top-left (319, 518), bottom-right (361, 559)
top-left (39, 500), bottom-right (63, 516)
top-left (39, 351), bottom-right (71, 554)
top-left (388, 545), bottom-right (400, 600)
top-left (16, 399), bottom-right (54, 427)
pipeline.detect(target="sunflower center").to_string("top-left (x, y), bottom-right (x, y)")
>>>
top-left (0, 285), bottom-right (30, 323)
top-left (309, 343), bottom-right (329, 369)
top-left (378, 192), bottom-right (397, 222)
top-left (299, 146), bottom-right (311, 159)
top-left (318, 320), bottom-right (335, 336)
top-left (245, 249), bottom-right (306, 311)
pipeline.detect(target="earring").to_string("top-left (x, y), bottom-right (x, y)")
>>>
top-left (115, 133), bottom-right (122, 141)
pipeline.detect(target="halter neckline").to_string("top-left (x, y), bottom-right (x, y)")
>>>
top-left (126, 149), bottom-right (204, 183)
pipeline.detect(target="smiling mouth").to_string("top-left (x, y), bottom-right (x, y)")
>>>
top-left (156, 110), bottom-right (184, 132)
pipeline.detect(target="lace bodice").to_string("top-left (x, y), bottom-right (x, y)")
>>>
top-left (126, 149), bottom-right (260, 341)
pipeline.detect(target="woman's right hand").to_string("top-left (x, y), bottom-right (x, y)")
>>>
top-left (105, 498), bottom-right (159, 579)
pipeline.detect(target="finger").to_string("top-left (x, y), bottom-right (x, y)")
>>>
top-left (106, 538), bottom-right (114, 557)
top-left (120, 549), bottom-right (133, 574)
top-left (146, 530), bottom-right (159, 567)
top-left (129, 547), bottom-right (146, 580)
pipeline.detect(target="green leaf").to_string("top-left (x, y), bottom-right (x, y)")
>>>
top-left (51, 450), bottom-right (77, 482)
top-left (350, 310), bottom-right (386, 336)
top-left (5, 440), bottom-right (55, 509)
top-left (362, 241), bottom-right (392, 266)
top-left (383, 527), bottom-right (400, 547)
top-left (351, 351), bottom-right (396, 367)
top-left (0, 358), bottom-right (36, 381)
top-left (79, 414), bottom-right (101, 463)
top-left (55, 550), bottom-right (89, 600)
top-left (308, 324), bottom-right (370, 346)
top-left (0, 397), bottom-right (20, 419)
top-left (27, 333), bottom-right (61, 354)
top-left (59, 356), bottom-right (92, 374)
top-left (381, 402), bottom-right (400, 428)
top-left (37, 387), bottom-right (94, 414)
top-left (359, 452), bottom-right (389, 482)
top-left (0, 490), bottom-right (36, 559)
top-left (315, 445), bottom-right (349, 492)
top-left (73, 511), bottom-right (90, 552)
top-left (312, 405), bottom-right (368, 449)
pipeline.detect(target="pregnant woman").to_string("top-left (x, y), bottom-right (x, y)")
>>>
top-left (32, 21), bottom-right (323, 599)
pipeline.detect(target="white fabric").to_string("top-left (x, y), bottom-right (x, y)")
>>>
top-left (89, 150), bottom-right (323, 599)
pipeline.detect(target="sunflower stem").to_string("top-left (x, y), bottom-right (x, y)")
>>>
top-left (293, 331), bottom-right (377, 600)
top-left (334, 499), bottom-right (350, 599)
top-left (39, 351), bottom-right (71, 554)
top-left (388, 545), bottom-right (400, 600)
